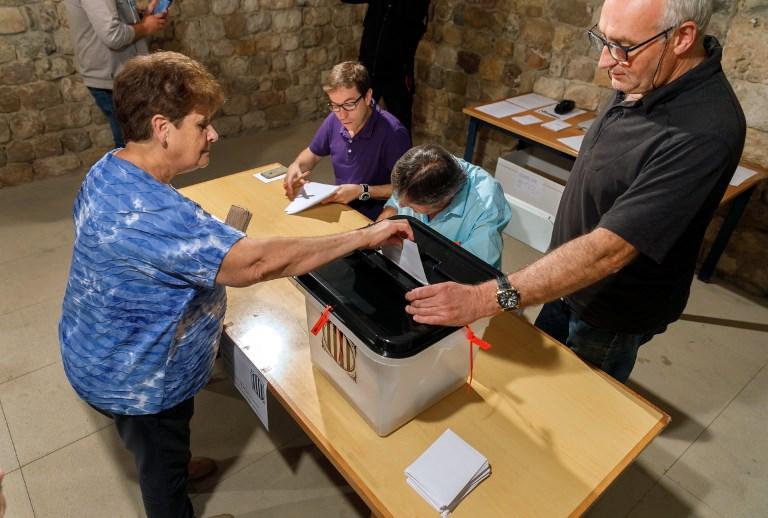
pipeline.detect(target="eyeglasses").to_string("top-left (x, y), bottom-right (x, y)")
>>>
top-left (586, 24), bottom-right (675, 63)
top-left (328, 94), bottom-right (364, 112)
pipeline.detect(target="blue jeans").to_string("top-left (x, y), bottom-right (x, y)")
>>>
top-left (534, 299), bottom-right (664, 382)
top-left (88, 87), bottom-right (124, 148)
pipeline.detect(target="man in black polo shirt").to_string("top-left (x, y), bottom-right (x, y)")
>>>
top-left (403, 0), bottom-right (746, 382)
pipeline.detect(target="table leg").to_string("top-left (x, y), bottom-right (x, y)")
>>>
top-left (464, 117), bottom-right (479, 163)
top-left (698, 186), bottom-right (756, 282)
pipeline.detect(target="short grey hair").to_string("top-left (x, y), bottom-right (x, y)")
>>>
top-left (658, 0), bottom-right (712, 32)
top-left (392, 144), bottom-right (466, 209)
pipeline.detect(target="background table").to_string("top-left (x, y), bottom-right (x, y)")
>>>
top-left (181, 164), bottom-right (669, 517)
top-left (462, 102), bottom-right (768, 282)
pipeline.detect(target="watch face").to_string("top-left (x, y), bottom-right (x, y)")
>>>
top-left (497, 289), bottom-right (519, 310)
top-left (359, 192), bottom-right (371, 201)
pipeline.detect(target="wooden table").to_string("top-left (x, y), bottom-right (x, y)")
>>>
top-left (462, 102), bottom-right (768, 282)
top-left (181, 164), bottom-right (669, 517)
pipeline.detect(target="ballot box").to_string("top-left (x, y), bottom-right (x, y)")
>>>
top-left (295, 216), bottom-right (501, 436)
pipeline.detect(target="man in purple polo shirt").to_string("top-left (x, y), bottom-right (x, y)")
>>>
top-left (284, 61), bottom-right (411, 220)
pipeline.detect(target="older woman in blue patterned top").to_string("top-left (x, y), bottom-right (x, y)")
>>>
top-left (59, 51), bottom-right (411, 518)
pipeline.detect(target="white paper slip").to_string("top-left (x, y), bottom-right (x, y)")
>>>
top-left (284, 182), bottom-right (338, 214)
top-left (380, 239), bottom-right (429, 285)
top-left (506, 93), bottom-right (557, 110)
top-left (541, 119), bottom-right (571, 132)
top-left (578, 118), bottom-right (595, 131)
top-left (475, 100), bottom-right (527, 119)
top-left (405, 428), bottom-right (491, 516)
top-left (511, 114), bottom-right (543, 125)
top-left (558, 135), bottom-right (585, 152)
top-left (730, 165), bottom-right (758, 186)
top-left (536, 104), bottom-right (587, 120)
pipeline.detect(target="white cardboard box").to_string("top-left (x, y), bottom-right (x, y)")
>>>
top-left (503, 194), bottom-right (555, 253)
top-left (495, 148), bottom-right (571, 216)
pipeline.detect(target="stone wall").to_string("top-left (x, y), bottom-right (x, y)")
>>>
top-left (412, 0), bottom-right (768, 296)
top-left (0, 0), bottom-right (364, 187)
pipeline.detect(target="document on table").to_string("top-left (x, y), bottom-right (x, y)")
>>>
top-left (536, 104), bottom-right (587, 120)
top-left (506, 93), bottom-right (557, 110)
top-left (405, 428), bottom-right (491, 516)
top-left (511, 114), bottom-right (544, 125)
top-left (541, 119), bottom-right (571, 132)
top-left (284, 182), bottom-right (338, 214)
top-left (730, 165), bottom-right (758, 186)
top-left (380, 239), bottom-right (429, 285)
top-left (475, 100), bottom-right (528, 118)
top-left (558, 135), bottom-right (584, 151)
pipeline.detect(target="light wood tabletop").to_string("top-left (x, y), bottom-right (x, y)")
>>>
top-left (181, 164), bottom-right (669, 518)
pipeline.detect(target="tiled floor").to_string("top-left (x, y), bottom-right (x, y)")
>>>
top-left (1, 121), bottom-right (766, 517)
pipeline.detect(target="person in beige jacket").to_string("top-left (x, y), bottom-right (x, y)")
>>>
top-left (64, 0), bottom-right (167, 147)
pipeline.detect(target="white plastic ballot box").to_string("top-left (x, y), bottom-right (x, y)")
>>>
top-left (294, 216), bottom-right (499, 436)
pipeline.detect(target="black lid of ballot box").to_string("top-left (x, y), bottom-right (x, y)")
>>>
top-left (295, 215), bottom-right (502, 359)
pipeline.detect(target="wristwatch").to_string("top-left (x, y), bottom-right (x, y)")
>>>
top-left (496, 275), bottom-right (520, 311)
top-left (358, 184), bottom-right (371, 201)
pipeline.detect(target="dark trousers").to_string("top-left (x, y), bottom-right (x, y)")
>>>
top-left (95, 398), bottom-right (195, 518)
top-left (534, 299), bottom-right (664, 383)
top-left (88, 87), bottom-right (125, 148)
top-left (371, 74), bottom-right (414, 132)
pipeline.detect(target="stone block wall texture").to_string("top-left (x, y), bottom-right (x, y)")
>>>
top-left (412, 0), bottom-right (768, 297)
top-left (1, 0), bottom-right (766, 295)
top-left (0, 0), bottom-right (364, 187)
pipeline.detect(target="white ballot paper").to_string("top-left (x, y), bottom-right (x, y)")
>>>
top-left (730, 165), bottom-right (758, 186)
top-left (475, 100), bottom-right (527, 119)
top-left (405, 428), bottom-right (491, 517)
top-left (511, 114), bottom-right (543, 126)
top-left (284, 182), bottom-right (338, 215)
top-left (541, 119), bottom-right (571, 132)
top-left (506, 93), bottom-right (557, 110)
top-left (380, 239), bottom-right (429, 285)
top-left (558, 135), bottom-right (585, 152)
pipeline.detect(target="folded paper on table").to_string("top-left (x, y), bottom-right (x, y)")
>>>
top-left (284, 182), bottom-right (338, 214)
top-left (730, 165), bottom-right (758, 187)
top-left (405, 428), bottom-right (491, 516)
top-left (558, 135), bottom-right (584, 152)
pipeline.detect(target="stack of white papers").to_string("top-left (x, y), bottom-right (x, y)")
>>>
top-left (284, 182), bottom-right (338, 214)
top-left (405, 429), bottom-right (491, 516)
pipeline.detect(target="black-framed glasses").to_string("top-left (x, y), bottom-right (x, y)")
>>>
top-left (328, 94), bottom-right (364, 112)
top-left (586, 24), bottom-right (675, 63)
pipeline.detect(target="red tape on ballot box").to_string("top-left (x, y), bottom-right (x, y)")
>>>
top-left (310, 305), bottom-right (334, 335)
top-left (465, 325), bottom-right (491, 387)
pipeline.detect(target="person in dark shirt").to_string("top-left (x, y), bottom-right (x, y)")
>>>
top-left (341, 0), bottom-right (430, 132)
top-left (403, 0), bottom-right (746, 383)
